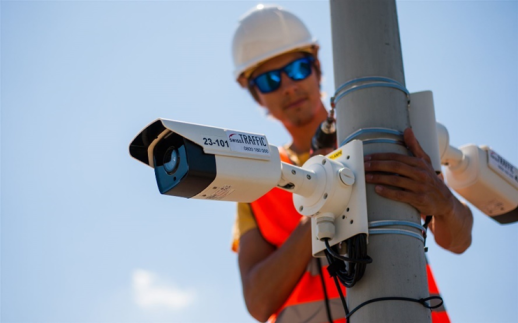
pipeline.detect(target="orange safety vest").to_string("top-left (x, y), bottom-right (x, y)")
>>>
top-left (249, 148), bottom-right (451, 323)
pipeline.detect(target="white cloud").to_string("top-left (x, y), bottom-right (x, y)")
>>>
top-left (132, 269), bottom-right (195, 310)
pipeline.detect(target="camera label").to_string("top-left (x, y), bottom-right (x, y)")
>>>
top-left (205, 185), bottom-right (235, 200)
top-left (488, 149), bottom-right (518, 189)
top-left (225, 131), bottom-right (270, 157)
top-left (201, 137), bottom-right (229, 148)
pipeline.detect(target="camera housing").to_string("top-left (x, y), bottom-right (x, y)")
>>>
top-left (129, 119), bottom-right (282, 202)
top-left (437, 123), bottom-right (518, 224)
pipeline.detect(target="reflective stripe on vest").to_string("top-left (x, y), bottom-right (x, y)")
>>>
top-left (250, 147), bottom-right (450, 323)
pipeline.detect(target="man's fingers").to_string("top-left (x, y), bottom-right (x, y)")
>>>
top-left (364, 128), bottom-right (433, 168)
top-left (404, 128), bottom-right (432, 163)
top-left (365, 173), bottom-right (425, 193)
top-left (373, 185), bottom-right (426, 209)
top-left (364, 160), bottom-right (429, 182)
top-left (364, 152), bottom-right (428, 169)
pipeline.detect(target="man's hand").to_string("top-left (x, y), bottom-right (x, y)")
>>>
top-left (364, 128), bottom-right (455, 216)
top-left (364, 128), bottom-right (473, 253)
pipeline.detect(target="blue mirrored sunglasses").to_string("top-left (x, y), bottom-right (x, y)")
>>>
top-left (249, 56), bottom-right (315, 94)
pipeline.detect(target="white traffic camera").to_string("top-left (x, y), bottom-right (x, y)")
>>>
top-left (129, 119), bottom-right (283, 202)
top-left (437, 123), bottom-right (518, 224)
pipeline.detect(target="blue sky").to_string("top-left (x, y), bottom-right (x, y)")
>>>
top-left (1, 1), bottom-right (517, 322)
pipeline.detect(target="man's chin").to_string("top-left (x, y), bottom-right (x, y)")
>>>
top-left (288, 113), bottom-right (316, 128)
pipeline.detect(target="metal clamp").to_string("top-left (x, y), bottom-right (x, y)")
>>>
top-left (363, 139), bottom-right (405, 146)
top-left (340, 127), bottom-right (404, 147)
top-left (369, 220), bottom-right (426, 244)
top-left (331, 77), bottom-right (410, 108)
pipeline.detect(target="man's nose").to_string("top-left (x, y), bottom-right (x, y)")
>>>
top-left (280, 72), bottom-right (299, 95)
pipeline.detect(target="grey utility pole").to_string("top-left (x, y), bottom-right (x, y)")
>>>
top-left (330, 1), bottom-right (430, 322)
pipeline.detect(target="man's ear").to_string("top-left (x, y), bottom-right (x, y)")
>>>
top-left (314, 59), bottom-right (322, 82)
top-left (237, 75), bottom-right (248, 88)
top-left (310, 44), bottom-right (320, 58)
top-left (309, 45), bottom-right (322, 82)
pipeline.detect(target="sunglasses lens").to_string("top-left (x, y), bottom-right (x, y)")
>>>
top-left (251, 57), bottom-right (314, 94)
top-left (255, 71), bottom-right (281, 93)
top-left (286, 58), bottom-right (312, 80)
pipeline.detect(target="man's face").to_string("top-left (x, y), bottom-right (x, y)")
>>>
top-left (250, 52), bottom-right (322, 128)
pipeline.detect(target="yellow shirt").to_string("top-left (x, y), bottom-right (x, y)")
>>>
top-left (231, 146), bottom-right (310, 252)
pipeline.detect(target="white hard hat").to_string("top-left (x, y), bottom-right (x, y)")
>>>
top-left (232, 4), bottom-right (318, 80)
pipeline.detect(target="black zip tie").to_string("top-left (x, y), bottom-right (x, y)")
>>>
top-left (326, 259), bottom-right (345, 278)
top-left (423, 215), bottom-right (433, 252)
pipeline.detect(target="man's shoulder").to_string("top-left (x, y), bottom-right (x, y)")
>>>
top-left (280, 144), bottom-right (309, 166)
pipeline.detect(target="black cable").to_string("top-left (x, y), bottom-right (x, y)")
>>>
top-left (323, 235), bottom-right (372, 288)
top-left (321, 229), bottom-right (442, 322)
top-left (317, 258), bottom-right (333, 323)
top-left (333, 275), bottom-right (349, 318)
top-left (346, 295), bottom-right (443, 320)
top-left (324, 238), bottom-right (372, 264)
top-left (324, 250), bottom-right (349, 317)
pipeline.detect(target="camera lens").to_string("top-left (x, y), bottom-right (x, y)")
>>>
top-left (163, 146), bottom-right (180, 174)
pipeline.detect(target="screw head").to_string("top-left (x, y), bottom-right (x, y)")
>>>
top-left (306, 174), bottom-right (311, 180)
top-left (339, 168), bottom-right (355, 186)
top-left (291, 170), bottom-right (296, 175)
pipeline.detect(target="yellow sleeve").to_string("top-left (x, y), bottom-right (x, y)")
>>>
top-left (231, 202), bottom-right (257, 252)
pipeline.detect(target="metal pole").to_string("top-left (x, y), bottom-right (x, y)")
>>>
top-left (330, 0), bottom-right (430, 322)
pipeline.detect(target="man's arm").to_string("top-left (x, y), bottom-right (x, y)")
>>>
top-left (238, 216), bottom-right (313, 322)
top-left (364, 128), bottom-right (473, 254)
